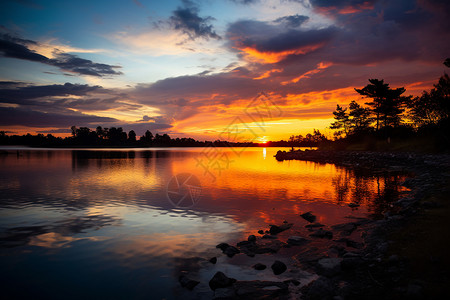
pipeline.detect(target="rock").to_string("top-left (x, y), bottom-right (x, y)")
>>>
top-left (271, 260), bottom-right (287, 275)
top-left (331, 223), bottom-right (357, 236)
top-left (285, 279), bottom-right (300, 286)
top-left (269, 223), bottom-right (293, 235)
top-left (213, 287), bottom-right (236, 299)
top-left (341, 257), bottom-right (363, 270)
top-left (216, 243), bottom-right (230, 251)
top-left (301, 276), bottom-right (334, 300)
top-left (258, 230), bottom-right (264, 234)
top-left (248, 235), bottom-right (256, 242)
top-left (301, 212), bottom-right (317, 223)
top-left (317, 258), bottom-right (342, 277)
top-left (335, 238), bottom-right (364, 249)
top-left (209, 271), bottom-right (236, 291)
top-left (254, 247), bottom-right (276, 254)
top-left (343, 252), bottom-right (361, 258)
top-left (348, 202), bottom-right (360, 208)
top-left (224, 246), bottom-right (240, 257)
top-left (253, 263), bottom-right (266, 270)
top-left (262, 234), bottom-right (278, 239)
top-left (237, 240), bottom-right (253, 247)
top-left (234, 281), bottom-right (288, 298)
top-left (406, 283), bottom-right (423, 299)
top-left (287, 236), bottom-right (308, 246)
top-left (305, 223), bottom-right (325, 228)
top-left (310, 228), bottom-right (333, 239)
top-left (179, 275), bottom-right (200, 290)
top-left (329, 245), bottom-right (346, 257)
top-left (209, 257), bottom-right (217, 264)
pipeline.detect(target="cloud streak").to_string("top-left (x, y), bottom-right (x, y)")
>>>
top-left (0, 34), bottom-right (122, 77)
top-left (0, 106), bottom-right (118, 127)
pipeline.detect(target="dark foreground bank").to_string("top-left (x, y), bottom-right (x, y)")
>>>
top-left (179, 150), bottom-right (450, 299)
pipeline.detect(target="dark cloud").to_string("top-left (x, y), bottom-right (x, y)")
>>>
top-left (0, 33), bottom-right (122, 77)
top-left (36, 128), bottom-right (73, 134)
top-left (53, 97), bottom-right (142, 111)
top-left (310, 0), bottom-right (378, 10)
top-left (169, 0), bottom-right (221, 40)
top-left (223, 0), bottom-right (449, 70)
top-left (0, 34), bottom-right (48, 62)
top-left (0, 82), bottom-right (138, 113)
top-left (274, 14), bottom-right (309, 28)
top-left (0, 82), bottom-right (105, 104)
top-left (226, 19), bottom-right (336, 53)
top-left (48, 51), bottom-right (123, 77)
top-left (0, 81), bottom-right (26, 87)
top-left (0, 106), bottom-right (117, 127)
top-left (311, 0), bottom-right (450, 65)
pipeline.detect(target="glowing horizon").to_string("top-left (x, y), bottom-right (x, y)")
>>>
top-left (0, 0), bottom-right (448, 141)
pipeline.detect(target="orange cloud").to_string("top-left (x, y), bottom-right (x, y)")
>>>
top-left (239, 43), bottom-right (324, 64)
top-left (253, 68), bottom-right (283, 80)
top-left (316, 1), bottom-right (374, 16)
top-left (281, 62), bottom-right (333, 85)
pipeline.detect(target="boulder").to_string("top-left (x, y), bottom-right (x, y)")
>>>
top-left (237, 240), bottom-right (253, 247)
top-left (179, 275), bottom-right (200, 290)
top-left (310, 228), bottom-right (333, 239)
top-left (305, 223), bottom-right (325, 229)
top-left (287, 236), bottom-right (308, 246)
top-left (253, 263), bottom-right (267, 270)
top-left (224, 246), bottom-right (240, 258)
top-left (209, 257), bottom-right (217, 264)
top-left (216, 243), bottom-right (230, 251)
top-left (301, 212), bottom-right (317, 223)
top-left (248, 235), bottom-right (256, 242)
top-left (331, 223), bottom-right (357, 236)
top-left (234, 281), bottom-right (288, 298)
top-left (301, 276), bottom-right (334, 300)
top-left (316, 258), bottom-right (342, 277)
top-left (341, 257), bottom-right (363, 270)
top-left (262, 234), bottom-right (278, 239)
top-left (269, 223), bottom-right (293, 235)
top-left (271, 260), bottom-right (287, 275)
top-left (209, 271), bottom-right (236, 291)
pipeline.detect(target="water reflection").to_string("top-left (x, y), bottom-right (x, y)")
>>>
top-left (0, 147), bottom-right (410, 299)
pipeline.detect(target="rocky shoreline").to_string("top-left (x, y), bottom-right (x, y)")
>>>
top-left (180, 150), bottom-right (450, 299)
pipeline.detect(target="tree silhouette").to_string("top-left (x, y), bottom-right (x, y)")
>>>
top-left (139, 130), bottom-right (153, 145)
top-left (128, 130), bottom-right (136, 143)
top-left (355, 79), bottom-right (406, 130)
top-left (107, 127), bottom-right (127, 145)
top-left (409, 73), bottom-right (450, 126)
top-left (348, 100), bottom-right (371, 133)
top-left (330, 104), bottom-right (350, 138)
top-left (444, 58), bottom-right (450, 68)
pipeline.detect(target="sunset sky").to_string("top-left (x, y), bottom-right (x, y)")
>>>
top-left (1, 0), bottom-right (449, 142)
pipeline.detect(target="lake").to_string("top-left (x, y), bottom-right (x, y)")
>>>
top-left (0, 147), bottom-right (409, 299)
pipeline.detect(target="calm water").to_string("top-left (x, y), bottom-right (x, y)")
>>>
top-left (0, 147), bottom-right (408, 299)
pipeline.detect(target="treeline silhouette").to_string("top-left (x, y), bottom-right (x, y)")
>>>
top-left (1, 126), bottom-right (323, 148)
top-left (323, 59), bottom-right (450, 152)
top-left (0, 127), bottom-right (249, 147)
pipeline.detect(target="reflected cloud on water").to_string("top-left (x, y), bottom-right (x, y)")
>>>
top-left (0, 147), bottom-right (411, 299)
